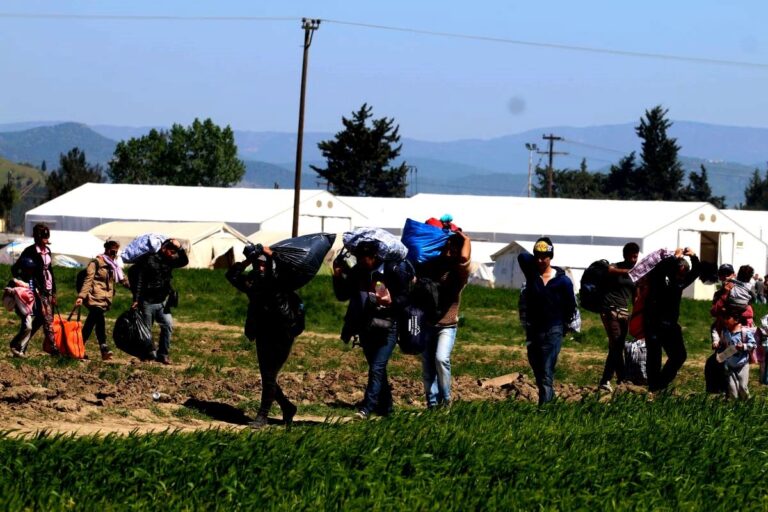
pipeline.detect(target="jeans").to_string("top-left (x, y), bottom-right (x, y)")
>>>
top-left (526, 325), bottom-right (563, 404)
top-left (645, 321), bottom-right (686, 392)
top-left (359, 323), bottom-right (398, 415)
top-left (600, 309), bottom-right (628, 385)
top-left (10, 295), bottom-right (55, 354)
top-left (140, 302), bottom-right (173, 357)
top-left (422, 325), bottom-right (457, 407)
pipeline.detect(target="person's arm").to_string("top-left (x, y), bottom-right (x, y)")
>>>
top-left (608, 265), bottom-right (631, 275)
top-left (171, 240), bottom-right (189, 269)
top-left (742, 328), bottom-right (757, 352)
top-left (331, 253), bottom-right (353, 302)
top-left (225, 261), bottom-right (252, 294)
top-left (517, 252), bottom-right (536, 279)
top-left (455, 231), bottom-right (471, 265)
top-left (682, 249), bottom-right (700, 287)
top-left (561, 277), bottom-right (577, 324)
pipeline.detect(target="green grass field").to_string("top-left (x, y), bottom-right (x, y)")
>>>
top-left (1, 265), bottom-right (768, 509)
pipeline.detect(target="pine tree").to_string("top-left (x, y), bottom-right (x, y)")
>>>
top-left (634, 106), bottom-right (685, 200)
top-left (604, 152), bottom-right (638, 199)
top-left (743, 168), bottom-right (768, 210)
top-left (46, 147), bottom-right (104, 200)
top-left (683, 164), bottom-right (725, 208)
top-left (311, 104), bottom-right (408, 197)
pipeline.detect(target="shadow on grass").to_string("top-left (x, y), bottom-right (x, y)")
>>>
top-left (182, 398), bottom-right (253, 425)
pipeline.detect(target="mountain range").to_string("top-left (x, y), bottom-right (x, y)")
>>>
top-left (0, 120), bottom-right (766, 208)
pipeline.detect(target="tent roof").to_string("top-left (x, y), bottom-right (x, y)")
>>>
top-left (27, 183), bottom-right (332, 224)
top-left (341, 194), bottom-right (712, 239)
top-left (722, 209), bottom-right (768, 239)
top-left (89, 221), bottom-right (250, 246)
top-left (492, 240), bottom-right (626, 269)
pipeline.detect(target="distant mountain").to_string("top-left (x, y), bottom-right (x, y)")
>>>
top-left (0, 123), bottom-right (117, 168)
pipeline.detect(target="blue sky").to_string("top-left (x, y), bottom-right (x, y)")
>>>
top-left (1, 1), bottom-right (766, 141)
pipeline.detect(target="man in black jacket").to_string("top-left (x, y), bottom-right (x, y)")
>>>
top-left (11, 223), bottom-right (58, 356)
top-left (643, 247), bottom-right (700, 392)
top-left (130, 238), bottom-right (189, 364)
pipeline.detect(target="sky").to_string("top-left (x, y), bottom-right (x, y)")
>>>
top-left (1, 1), bottom-right (766, 141)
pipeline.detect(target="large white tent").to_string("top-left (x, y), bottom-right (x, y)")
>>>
top-left (0, 230), bottom-right (107, 266)
top-left (24, 183), bottom-right (367, 239)
top-left (89, 221), bottom-right (251, 269)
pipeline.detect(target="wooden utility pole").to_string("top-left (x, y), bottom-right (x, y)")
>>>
top-left (291, 18), bottom-right (321, 237)
top-left (542, 134), bottom-right (567, 198)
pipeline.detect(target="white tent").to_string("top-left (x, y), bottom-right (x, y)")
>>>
top-left (89, 221), bottom-right (251, 269)
top-left (24, 183), bottom-right (368, 239)
top-left (0, 230), bottom-right (107, 266)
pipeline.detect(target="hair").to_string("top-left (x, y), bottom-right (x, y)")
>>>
top-left (353, 241), bottom-right (379, 258)
top-left (103, 240), bottom-right (120, 251)
top-left (623, 242), bottom-right (640, 258)
top-left (677, 257), bottom-right (691, 272)
top-left (32, 223), bottom-right (50, 241)
top-left (737, 265), bottom-right (754, 283)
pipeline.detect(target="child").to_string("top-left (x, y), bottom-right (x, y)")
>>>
top-left (3, 257), bottom-right (39, 358)
top-left (716, 310), bottom-right (757, 400)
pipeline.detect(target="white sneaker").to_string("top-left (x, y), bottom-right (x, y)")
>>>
top-left (10, 348), bottom-right (25, 358)
top-left (599, 382), bottom-right (613, 393)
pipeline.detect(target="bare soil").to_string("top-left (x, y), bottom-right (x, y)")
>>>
top-left (0, 323), bottom-right (642, 438)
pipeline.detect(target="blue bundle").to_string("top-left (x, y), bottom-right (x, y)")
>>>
top-left (401, 218), bottom-right (452, 264)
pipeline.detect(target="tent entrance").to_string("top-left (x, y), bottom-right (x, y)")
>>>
top-left (678, 229), bottom-right (734, 267)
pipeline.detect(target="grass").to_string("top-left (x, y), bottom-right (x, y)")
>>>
top-left (4, 264), bottom-right (768, 508)
top-left (2, 398), bottom-right (768, 510)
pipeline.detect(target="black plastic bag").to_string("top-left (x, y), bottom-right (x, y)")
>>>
top-left (398, 304), bottom-right (430, 355)
top-left (270, 233), bottom-right (336, 290)
top-left (113, 309), bottom-right (154, 359)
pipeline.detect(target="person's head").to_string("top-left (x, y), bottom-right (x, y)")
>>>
top-left (17, 256), bottom-right (36, 277)
top-left (533, 237), bottom-right (554, 274)
top-left (160, 239), bottom-right (181, 260)
top-left (442, 231), bottom-right (464, 261)
top-left (352, 241), bottom-right (380, 270)
top-left (737, 265), bottom-right (754, 283)
top-left (103, 240), bottom-right (120, 259)
top-left (717, 263), bottom-right (735, 283)
top-left (674, 257), bottom-right (691, 283)
top-left (723, 309), bottom-right (742, 330)
top-left (32, 223), bottom-right (50, 247)
top-left (622, 242), bottom-right (640, 267)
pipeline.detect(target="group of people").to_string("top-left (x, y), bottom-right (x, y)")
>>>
top-left (5, 223), bottom-right (188, 365)
top-left (5, 220), bottom-right (764, 428)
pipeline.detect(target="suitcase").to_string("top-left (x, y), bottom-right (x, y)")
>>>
top-left (51, 307), bottom-right (86, 359)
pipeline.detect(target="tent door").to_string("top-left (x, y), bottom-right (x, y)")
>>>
top-left (718, 232), bottom-right (735, 265)
top-left (677, 229), bottom-right (701, 255)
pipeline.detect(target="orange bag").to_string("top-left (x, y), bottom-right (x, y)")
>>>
top-left (52, 307), bottom-right (86, 359)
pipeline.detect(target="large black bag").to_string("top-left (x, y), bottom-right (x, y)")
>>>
top-left (705, 352), bottom-right (726, 393)
top-left (579, 259), bottom-right (610, 313)
top-left (270, 233), bottom-right (336, 291)
top-left (113, 309), bottom-right (154, 359)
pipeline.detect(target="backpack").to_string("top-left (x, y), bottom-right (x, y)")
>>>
top-left (726, 281), bottom-right (753, 312)
top-left (76, 259), bottom-right (97, 295)
top-left (579, 259), bottom-right (610, 313)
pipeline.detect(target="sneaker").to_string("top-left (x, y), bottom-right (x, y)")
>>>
top-left (156, 354), bottom-right (171, 365)
top-left (248, 415), bottom-right (269, 429)
top-left (599, 382), bottom-right (614, 393)
top-left (100, 350), bottom-right (114, 361)
top-left (10, 348), bottom-right (25, 358)
top-left (353, 410), bottom-right (369, 421)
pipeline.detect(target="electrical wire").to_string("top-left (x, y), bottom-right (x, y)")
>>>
top-left (0, 12), bottom-right (766, 70)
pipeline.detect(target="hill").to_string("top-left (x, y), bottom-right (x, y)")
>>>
top-left (0, 157), bottom-right (47, 230)
top-left (0, 123), bottom-right (117, 168)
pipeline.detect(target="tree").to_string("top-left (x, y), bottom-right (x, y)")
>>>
top-left (682, 164), bottom-right (726, 208)
top-left (604, 152), bottom-right (638, 199)
top-left (46, 147), bottom-right (104, 200)
top-left (743, 168), bottom-right (768, 210)
top-left (311, 104), bottom-right (408, 197)
top-left (633, 106), bottom-right (685, 200)
top-left (0, 180), bottom-right (18, 230)
top-left (533, 159), bottom-right (607, 199)
top-left (108, 118), bottom-right (245, 187)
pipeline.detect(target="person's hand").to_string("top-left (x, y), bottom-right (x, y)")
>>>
top-left (131, 301), bottom-right (139, 310)
top-left (674, 248), bottom-right (684, 258)
top-left (50, 295), bottom-right (57, 306)
top-left (683, 247), bottom-right (696, 257)
top-left (74, 298), bottom-right (83, 307)
top-left (736, 341), bottom-right (745, 351)
top-left (712, 340), bottom-right (720, 350)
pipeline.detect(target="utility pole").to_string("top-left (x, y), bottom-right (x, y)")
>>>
top-left (291, 18), bottom-right (321, 237)
top-left (524, 143), bottom-right (538, 198)
top-left (542, 133), bottom-right (567, 198)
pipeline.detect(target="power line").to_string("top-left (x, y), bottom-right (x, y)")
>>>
top-left (561, 138), bottom-right (629, 155)
top-left (1, 12), bottom-right (767, 70)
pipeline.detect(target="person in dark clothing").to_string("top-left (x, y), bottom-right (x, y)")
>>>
top-left (598, 242), bottom-right (640, 392)
top-left (518, 237), bottom-right (576, 404)
top-left (643, 247), bottom-right (700, 392)
top-left (226, 243), bottom-right (300, 429)
top-left (11, 223), bottom-right (58, 356)
top-left (130, 238), bottom-right (189, 364)
top-left (332, 241), bottom-right (413, 419)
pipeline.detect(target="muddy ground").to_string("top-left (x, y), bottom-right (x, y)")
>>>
top-left (0, 321), bottom-right (646, 437)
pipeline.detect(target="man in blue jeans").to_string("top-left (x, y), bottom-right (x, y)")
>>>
top-left (332, 241), bottom-right (413, 419)
top-left (518, 237), bottom-right (576, 404)
top-left (131, 238), bottom-right (189, 365)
